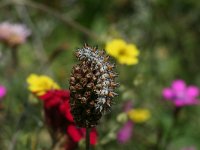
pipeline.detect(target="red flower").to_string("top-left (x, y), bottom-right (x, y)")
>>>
top-left (88, 128), bottom-right (98, 145)
top-left (59, 101), bottom-right (74, 122)
top-left (67, 125), bottom-right (97, 145)
top-left (67, 125), bottom-right (83, 142)
top-left (39, 90), bottom-right (72, 131)
top-left (39, 89), bottom-right (98, 147)
top-left (39, 89), bottom-right (70, 109)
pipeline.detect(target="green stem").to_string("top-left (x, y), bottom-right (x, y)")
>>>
top-left (154, 124), bottom-right (163, 150)
top-left (86, 127), bottom-right (90, 150)
top-left (162, 107), bottom-right (181, 150)
top-left (11, 46), bottom-right (18, 68)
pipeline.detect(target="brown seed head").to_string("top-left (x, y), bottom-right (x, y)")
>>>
top-left (69, 44), bottom-right (119, 127)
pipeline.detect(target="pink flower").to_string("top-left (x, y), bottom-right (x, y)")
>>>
top-left (0, 22), bottom-right (31, 46)
top-left (0, 85), bottom-right (6, 100)
top-left (181, 146), bottom-right (197, 150)
top-left (117, 100), bottom-right (151, 143)
top-left (123, 100), bottom-right (133, 112)
top-left (117, 100), bottom-right (134, 143)
top-left (162, 80), bottom-right (199, 107)
top-left (117, 121), bottom-right (133, 143)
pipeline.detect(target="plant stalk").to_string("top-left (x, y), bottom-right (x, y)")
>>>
top-left (86, 127), bottom-right (90, 150)
top-left (11, 46), bottom-right (18, 68)
top-left (162, 107), bottom-right (181, 149)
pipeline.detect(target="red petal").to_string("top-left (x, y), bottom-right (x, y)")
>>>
top-left (80, 128), bottom-right (98, 145)
top-left (90, 128), bottom-right (98, 145)
top-left (59, 102), bottom-right (74, 122)
top-left (67, 125), bottom-right (83, 142)
top-left (44, 97), bottom-right (60, 108)
top-left (65, 108), bottom-right (74, 122)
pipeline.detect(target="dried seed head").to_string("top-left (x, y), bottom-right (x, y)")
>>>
top-left (69, 44), bottom-right (119, 127)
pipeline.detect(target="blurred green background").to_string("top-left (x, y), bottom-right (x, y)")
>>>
top-left (0, 0), bottom-right (200, 150)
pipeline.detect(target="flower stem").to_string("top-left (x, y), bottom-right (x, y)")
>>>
top-left (86, 127), bottom-right (90, 150)
top-left (154, 124), bottom-right (163, 150)
top-left (162, 107), bottom-right (181, 149)
top-left (11, 46), bottom-right (18, 68)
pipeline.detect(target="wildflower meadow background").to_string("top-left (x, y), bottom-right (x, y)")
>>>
top-left (0, 0), bottom-right (200, 150)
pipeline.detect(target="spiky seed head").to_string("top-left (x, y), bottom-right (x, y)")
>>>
top-left (69, 44), bottom-right (119, 128)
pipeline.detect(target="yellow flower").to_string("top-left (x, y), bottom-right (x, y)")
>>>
top-left (26, 74), bottom-right (60, 96)
top-left (128, 108), bottom-right (150, 123)
top-left (105, 39), bottom-right (140, 65)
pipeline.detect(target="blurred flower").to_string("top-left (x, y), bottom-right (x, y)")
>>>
top-left (162, 80), bottom-right (199, 107)
top-left (123, 100), bottom-right (133, 112)
top-left (67, 125), bottom-right (97, 145)
top-left (116, 100), bottom-right (151, 143)
top-left (27, 74), bottom-right (60, 96)
top-left (105, 38), bottom-right (140, 65)
top-left (0, 22), bottom-right (31, 46)
top-left (117, 112), bottom-right (128, 123)
top-left (117, 121), bottom-right (133, 143)
top-left (128, 108), bottom-right (151, 123)
top-left (39, 89), bottom-right (73, 122)
top-left (27, 74), bottom-right (98, 147)
top-left (181, 146), bottom-right (197, 150)
top-left (39, 89), bottom-right (97, 146)
top-left (117, 100), bottom-right (133, 123)
top-left (0, 85), bottom-right (6, 100)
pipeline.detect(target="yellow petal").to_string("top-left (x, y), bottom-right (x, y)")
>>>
top-left (128, 108), bottom-right (151, 123)
top-left (126, 44), bottom-right (140, 56)
top-left (118, 56), bottom-right (138, 65)
top-left (105, 39), bottom-right (127, 57)
top-left (26, 74), bottom-right (60, 94)
top-left (26, 74), bottom-right (38, 84)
